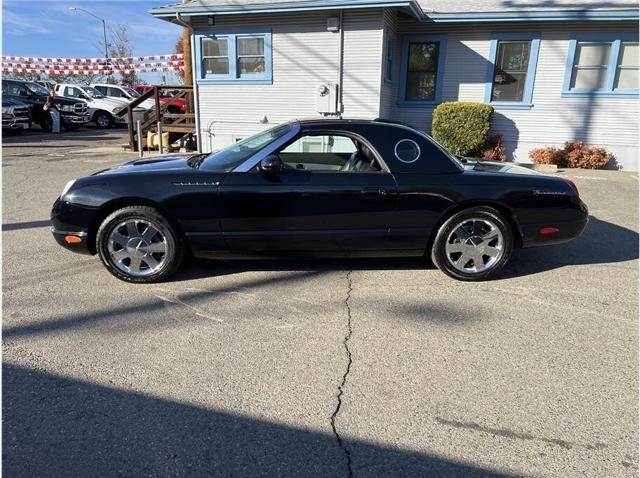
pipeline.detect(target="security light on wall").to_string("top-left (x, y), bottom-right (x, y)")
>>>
top-left (327, 17), bottom-right (340, 32)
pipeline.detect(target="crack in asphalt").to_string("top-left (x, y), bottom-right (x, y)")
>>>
top-left (331, 270), bottom-right (354, 478)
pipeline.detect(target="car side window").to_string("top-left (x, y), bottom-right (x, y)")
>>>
top-left (64, 87), bottom-right (79, 98)
top-left (94, 86), bottom-right (107, 95)
top-left (108, 87), bottom-right (125, 98)
top-left (278, 135), bottom-right (382, 172)
top-left (8, 82), bottom-right (28, 97)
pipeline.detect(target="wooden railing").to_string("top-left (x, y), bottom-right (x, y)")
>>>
top-left (116, 85), bottom-right (195, 152)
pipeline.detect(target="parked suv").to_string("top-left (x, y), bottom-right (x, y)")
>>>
top-left (2, 97), bottom-right (31, 134)
top-left (91, 84), bottom-right (155, 110)
top-left (2, 79), bottom-right (89, 131)
top-left (54, 84), bottom-right (129, 128)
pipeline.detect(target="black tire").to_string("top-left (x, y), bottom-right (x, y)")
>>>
top-left (94, 111), bottom-right (113, 129)
top-left (96, 206), bottom-right (184, 283)
top-left (431, 206), bottom-right (514, 281)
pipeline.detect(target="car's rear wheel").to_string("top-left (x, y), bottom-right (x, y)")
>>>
top-left (94, 111), bottom-right (113, 129)
top-left (431, 206), bottom-right (513, 281)
top-left (96, 206), bottom-right (184, 283)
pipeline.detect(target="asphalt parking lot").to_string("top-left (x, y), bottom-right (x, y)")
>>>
top-left (2, 128), bottom-right (638, 477)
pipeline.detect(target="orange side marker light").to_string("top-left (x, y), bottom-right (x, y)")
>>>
top-left (539, 227), bottom-right (560, 235)
top-left (64, 235), bottom-right (82, 244)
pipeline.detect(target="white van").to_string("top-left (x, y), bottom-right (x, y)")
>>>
top-left (91, 84), bottom-right (155, 110)
top-left (54, 84), bottom-right (129, 128)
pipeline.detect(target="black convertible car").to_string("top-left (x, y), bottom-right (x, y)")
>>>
top-left (51, 119), bottom-right (588, 283)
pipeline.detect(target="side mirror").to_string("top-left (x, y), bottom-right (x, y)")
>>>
top-left (260, 154), bottom-right (282, 172)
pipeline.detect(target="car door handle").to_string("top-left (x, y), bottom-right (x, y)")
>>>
top-left (361, 188), bottom-right (387, 198)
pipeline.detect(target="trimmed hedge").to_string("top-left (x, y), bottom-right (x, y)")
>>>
top-left (432, 101), bottom-right (494, 156)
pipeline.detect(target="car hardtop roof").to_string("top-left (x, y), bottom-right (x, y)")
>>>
top-left (293, 117), bottom-right (420, 133)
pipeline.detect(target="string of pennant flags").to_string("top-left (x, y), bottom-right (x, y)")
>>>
top-left (1, 53), bottom-right (184, 75)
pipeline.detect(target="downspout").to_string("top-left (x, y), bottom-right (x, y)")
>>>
top-left (337, 9), bottom-right (344, 116)
top-left (175, 12), bottom-right (202, 152)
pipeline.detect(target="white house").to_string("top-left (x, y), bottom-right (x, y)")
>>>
top-left (150, 0), bottom-right (639, 170)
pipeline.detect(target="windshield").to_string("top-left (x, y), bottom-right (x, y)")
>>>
top-left (124, 86), bottom-right (139, 98)
top-left (25, 82), bottom-right (50, 95)
top-left (201, 123), bottom-right (292, 172)
top-left (80, 86), bottom-right (105, 99)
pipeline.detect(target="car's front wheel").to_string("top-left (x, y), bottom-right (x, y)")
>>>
top-left (94, 111), bottom-right (113, 129)
top-left (96, 206), bottom-right (184, 283)
top-left (431, 206), bottom-right (513, 281)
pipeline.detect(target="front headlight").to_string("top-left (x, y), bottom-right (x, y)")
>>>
top-left (112, 106), bottom-right (123, 114)
top-left (2, 106), bottom-right (11, 115)
top-left (60, 105), bottom-right (74, 112)
top-left (61, 179), bottom-right (76, 197)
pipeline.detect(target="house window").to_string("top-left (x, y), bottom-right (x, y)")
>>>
top-left (484, 33), bottom-right (540, 109)
top-left (197, 30), bottom-right (272, 84)
top-left (614, 42), bottom-right (639, 90)
top-left (570, 42), bottom-right (611, 89)
top-left (202, 37), bottom-right (230, 76)
top-left (492, 41), bottom-right (531, 101)
top-left (563, 34), bottom-right (639, 97)
top-left (237, 37), bottom-right (265, 75)
top-left (399, 35), bottom-right (446, 105)
top-left (384, 37), bottom-right (394, 83)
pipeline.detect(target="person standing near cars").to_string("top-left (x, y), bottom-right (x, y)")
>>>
top-left (44, 89), bottom-right (60, 134)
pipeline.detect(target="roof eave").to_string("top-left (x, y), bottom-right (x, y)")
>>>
top-left (149, 0), bottom-right (639, 23)
top-left (150, 0), bottom-right (419, 18)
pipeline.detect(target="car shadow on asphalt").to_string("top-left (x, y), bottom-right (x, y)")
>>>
top-left (172, 215), bottom-right (638, 282)
top-left (3, 362), bottom-right (518, 477)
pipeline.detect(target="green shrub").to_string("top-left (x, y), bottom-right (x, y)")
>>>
top-left (432, 102), bottom-right (494, 156)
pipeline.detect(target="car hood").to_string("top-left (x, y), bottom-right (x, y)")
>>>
top-left (462, 159), bottom-right (543, 176)
top-left (3, 97), bottom-right (29, 107)
top-left (95, 154), bottom-right (199, 175)
top-left (54, 96), bottom-right (86, 106)
top-left (91, 97), bottom-right (129, 109)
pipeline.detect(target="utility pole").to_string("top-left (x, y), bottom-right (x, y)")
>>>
top-left (69, 7), bottom-right (111, 81)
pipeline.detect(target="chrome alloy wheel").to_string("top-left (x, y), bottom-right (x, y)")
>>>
top-left (96, 114), bottom-right (111, 128)
top-left (107, 219), bottom-right (168, 277)
top-left (445, 218), bottom-right (504, 273)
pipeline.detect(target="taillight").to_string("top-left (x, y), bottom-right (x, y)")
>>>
top-left (565, 179), bottom-right (579, 198)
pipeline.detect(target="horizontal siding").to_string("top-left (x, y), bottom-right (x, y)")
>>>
top-left (390, 17), bottom-right (639, 170)
top-left (191, 10), bottom-right (384, 152)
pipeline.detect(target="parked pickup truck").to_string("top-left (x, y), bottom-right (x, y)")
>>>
top-left (54, 84), bottom-right (130, 129)
top-left (2, 79), bottom-right (90, 131)
top-left (91, 84), bottom-right (155, 110)
top-left (133, 85), bottom-right (187, 114)
top-left (2, 97), bottom-right (31, 134)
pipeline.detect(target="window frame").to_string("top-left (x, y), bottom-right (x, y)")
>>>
top-left (195, 28), bottom-right (273, 85)
top-left (384, 34), bottom-right (395, 84)
top-left (398, 34), bottom-right (447, 107)
top-left (562, 32), bottom-right (639, 98)
top-left (484, 32), bottom-right (541, 110)
top-left (273, 130), bottom-right (391, 174)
